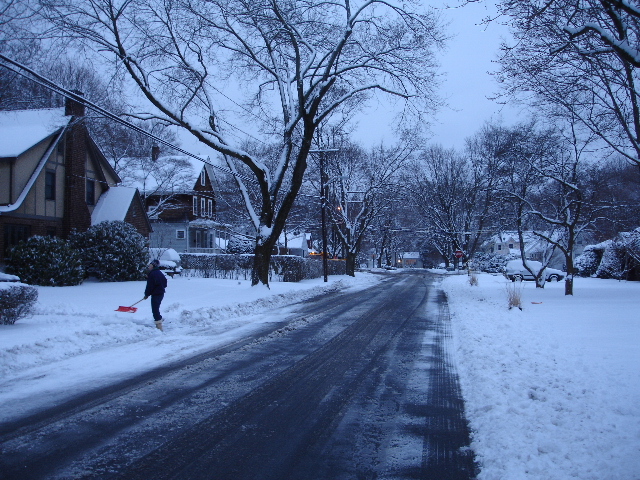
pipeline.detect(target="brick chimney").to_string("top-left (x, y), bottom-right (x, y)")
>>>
top-left (64, 91), bottom-right (86, 117)
top-left (62, 91), bottom-right (92, 237)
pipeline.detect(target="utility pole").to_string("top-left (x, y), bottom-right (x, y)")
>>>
top-left (309, 148), bottom-right (339, 282)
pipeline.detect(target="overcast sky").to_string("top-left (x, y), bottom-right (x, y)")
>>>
top-left (351, 1), bottom-right (522, 151)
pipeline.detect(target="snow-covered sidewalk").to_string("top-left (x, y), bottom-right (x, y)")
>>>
top-left (441, 272), bottom-right (640, 480)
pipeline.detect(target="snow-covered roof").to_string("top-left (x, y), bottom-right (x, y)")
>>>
top-left (121, 157), bottom-right (213, 194)
top-left (277, 232), bottom-right (309, 250)
top-left (0, 108), bottom-right (69, 158)
top-left (402, 252), bottom-right (420, 259)
top-left (91, 186), bottom-right (137, 225)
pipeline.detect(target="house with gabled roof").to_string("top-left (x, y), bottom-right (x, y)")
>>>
top-left (0, 98), bottom-right (151, 259)
top-left (143, 163), bottom-right (231, 253)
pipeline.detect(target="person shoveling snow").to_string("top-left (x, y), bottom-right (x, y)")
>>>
top-left (144, 259), bottom-right (167, 331)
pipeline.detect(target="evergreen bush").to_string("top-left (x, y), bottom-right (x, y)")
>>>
top-left (574, 246), bottom-right (601, 277)
top-left (227, 235), bottom-right (254, 254)
top-left (5, 236), bottom-right (84, 286)
top-left (595, 241), bottom-right (625, 279)
top-left (71, 221), bottom-right (148, 282)
top-left (0, 284), bottom-right (38, 325)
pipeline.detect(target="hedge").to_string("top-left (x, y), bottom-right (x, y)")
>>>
top-left (179, 253), bottom-right (346, 282)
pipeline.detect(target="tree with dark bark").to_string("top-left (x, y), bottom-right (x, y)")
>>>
top-left (32, 0), bottom-right (443, 286)
top-left (493, 0), bottom-right (640, 169)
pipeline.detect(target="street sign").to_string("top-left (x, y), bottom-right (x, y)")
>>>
top-left (454, 250), bottom-right (464, 258)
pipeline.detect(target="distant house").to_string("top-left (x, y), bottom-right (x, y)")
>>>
top-left (276, 231), bottom-right (310, 257)
top-left (0, 99), bottom-right (151, 259)
top-left (481, 231), bottom-right (593, 268)
top-left (144, 164), bottom-right (230, 253)
top-left (481, 232), bottom-right (523, 257)
top-left (399, 252), bottom-right (423, 268)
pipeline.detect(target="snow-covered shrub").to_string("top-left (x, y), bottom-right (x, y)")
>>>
top-left (595, 241), bottom-right (625, 279)
top-left (271, 256), bottom-right (306, 282)
top-left (5, 236), bottom-right (84, 286)
top-left (226, 235), bottom-right (254, 254)
top-left (0, 284), bottom-right (38, 325)
top-left (574, 245), bottom-right (602, 277)
top-left (469, 252), bottom-right (519, 274)
top-left (71, 221), bottom-right (148, 282)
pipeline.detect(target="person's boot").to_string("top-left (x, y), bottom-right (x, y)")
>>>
top-left (155, 320), bottom-right (164, 331)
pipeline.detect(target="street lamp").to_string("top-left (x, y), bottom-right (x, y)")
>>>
top-left (309, 148), bottom-right (339, 282)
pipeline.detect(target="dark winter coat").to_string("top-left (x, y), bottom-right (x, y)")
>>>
top-left (145, 267), bottom-right (167, 297)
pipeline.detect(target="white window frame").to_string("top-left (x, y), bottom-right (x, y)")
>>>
top-left (207, 199), bottom-right (213, 217)
top-left (200, 169), bottom-right (206, 186)
top-left (201, 198), bottom-right (206, 216)
top-left (176, 229), bottom-right (186, 240)
top-left (193, 196), bottom-right (198, 215)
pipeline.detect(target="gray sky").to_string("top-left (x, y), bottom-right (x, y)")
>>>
top-left (351, 1), bottom-right (522, 151)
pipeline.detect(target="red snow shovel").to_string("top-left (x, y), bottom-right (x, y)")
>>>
top-left (115, 298), bottom-right (145, 313)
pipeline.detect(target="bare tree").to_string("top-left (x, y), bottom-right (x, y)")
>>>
top-left (526, 118), bottom-right (621, 294)
top-left (408, 137), bottom-right (507, 267)
top-left (310, 142), bottom-right (411, 276)
top-left (35, 0), bottom-right (444, 286)
top-left (494, 0), bottom-right (640, 169)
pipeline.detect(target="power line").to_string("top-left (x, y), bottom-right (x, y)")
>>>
top-left (0, 53), bottom-right (257, 185)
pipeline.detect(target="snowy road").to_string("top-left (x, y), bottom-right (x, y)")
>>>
top-left (0, 271), bottom-right (476, 479)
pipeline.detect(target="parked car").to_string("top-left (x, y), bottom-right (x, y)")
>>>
top-left (149, 248), bottom-right (183, 277)
top-left (504, 259), bottom-right (565, 282)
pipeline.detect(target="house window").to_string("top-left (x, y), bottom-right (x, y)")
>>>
top-left (201, 198), bottom-right (206, 217)
top-left (193, 196), bottom-right (198, 215)
top-left (176, 230), bottom-right (186, 240)
top-left (200, 169), bottom-right (206, 186)
top-left (497, 245), bottom-right (502, 251)
top-left (508, 243), bottom-right (514, 249)
top-left (45, 170), bottom-right (56, 200)
top-left (57, 139), bottom-right (64, 156)
top-left (3, 224), bottom-right (31, 256)
top-left (208, 199), bottom-right (213, 217)
top-left (86, 179), bottom-right (95, 206)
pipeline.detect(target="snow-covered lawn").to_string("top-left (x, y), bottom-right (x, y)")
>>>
top-left (0, 270), bottom-right (638, 479)
top-left (441, 272), bottom-right (640, 480)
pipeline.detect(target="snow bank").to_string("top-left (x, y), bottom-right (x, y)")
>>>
top-left (0, 274), bottom-right (379, 421)
top-left (441, 273), bottom-right (640, 480)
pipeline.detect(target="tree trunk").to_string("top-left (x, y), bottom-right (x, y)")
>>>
top-left (345, 253), bottom-right (357, 277)
top-left (565, 275), bottom-right (574, 295)
top-left (251, 242), bottom-right (273, 287)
